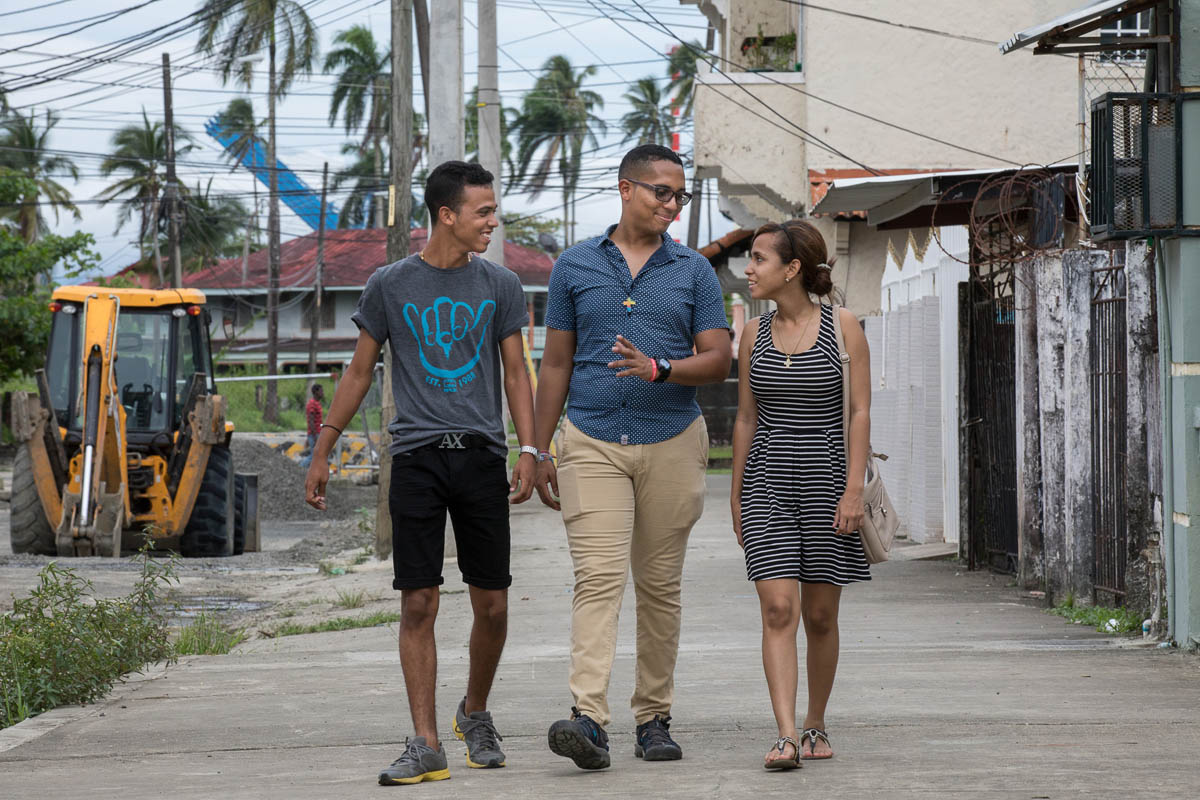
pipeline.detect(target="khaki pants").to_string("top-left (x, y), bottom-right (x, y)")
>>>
top-left (556, 415), bottom-right (709, 727)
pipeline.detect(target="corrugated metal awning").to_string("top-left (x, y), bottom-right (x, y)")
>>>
top-left (1000, 0), bottom-right (1160, 55)
top-left (811, 165), bottom-right (1078, 228)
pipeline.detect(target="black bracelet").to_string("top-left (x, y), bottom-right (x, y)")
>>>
top-left (321, 423), bottom-right (343, 435)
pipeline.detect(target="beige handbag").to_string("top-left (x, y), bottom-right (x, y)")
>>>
top-left (830, 304), bottom-right (898, 564)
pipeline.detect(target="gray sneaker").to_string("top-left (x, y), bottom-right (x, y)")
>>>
top-left (378, 737), bottom-right (450, 785)
top-left (453, 697), bottom-right (507, 768)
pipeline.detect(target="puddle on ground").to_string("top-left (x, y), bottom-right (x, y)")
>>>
top-left (171, 595), bottom-right (269, 621)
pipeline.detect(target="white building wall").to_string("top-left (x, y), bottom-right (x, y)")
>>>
top-left (872, 226), bottom-right (969, 543)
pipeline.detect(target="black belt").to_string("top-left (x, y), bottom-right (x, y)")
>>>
top-left (758, 425), bottom-right (837, 435)
top-left (409, 432), bottom-right (493, 453)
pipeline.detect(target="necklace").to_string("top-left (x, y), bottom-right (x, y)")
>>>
top-left (418, 250), bottom-right (472, 266)
top-left (779, 308), bottom-right (819, 368)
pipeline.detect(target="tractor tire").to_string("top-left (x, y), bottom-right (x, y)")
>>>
top-left (180, 445), bottom-right (235, 558)
top-left (232, 473), bottom-right (246, 555)
top-left (9, 443), bottom-right (57, 555)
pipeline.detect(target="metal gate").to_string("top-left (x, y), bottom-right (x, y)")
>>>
top-left (963, 269), bottom-right (1019, 573)
top-left (1090, 252), bottom-right (1128, 600)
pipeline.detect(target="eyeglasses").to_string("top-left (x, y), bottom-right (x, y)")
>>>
top-left (625, 179), bottom-right (692, 207)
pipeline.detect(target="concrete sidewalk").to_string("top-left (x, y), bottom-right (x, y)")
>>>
top-left (2, 476), bottom-right (1198, 798)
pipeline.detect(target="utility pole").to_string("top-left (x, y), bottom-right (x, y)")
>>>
top-left (308, 162), bottom-right (328, 374)
top-left (264, 32), bottom-right (281, 425)
top-left (428, 0), bottom-right (464, 170)
top-left (161, 53), bottom-right (183, 288)
top-left (478, 0), bottom-right (504, 264)
top-left (414, 0), bottom-right (431, 119)
top-left (379, 0), bottom-right (415, 560)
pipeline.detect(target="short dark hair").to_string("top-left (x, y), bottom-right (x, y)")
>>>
top-left (617, 144), bottom-right (683, 181)
top-left (311, 383), bottom-right (324, 397)
top-left (425, 160), bottom-right (494, 226)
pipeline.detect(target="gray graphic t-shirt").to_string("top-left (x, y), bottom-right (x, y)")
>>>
top-left (350, 253), bottom-right (527, 456)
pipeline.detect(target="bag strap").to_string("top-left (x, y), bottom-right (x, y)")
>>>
top-left (830, 302), bottom-right (851, 459)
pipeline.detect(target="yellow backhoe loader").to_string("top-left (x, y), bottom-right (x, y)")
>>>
top-left (8, 286), bottom-right (258, 557)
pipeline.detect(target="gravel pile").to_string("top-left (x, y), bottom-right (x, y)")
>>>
top-left (229, 438), bottom-right (377, 521)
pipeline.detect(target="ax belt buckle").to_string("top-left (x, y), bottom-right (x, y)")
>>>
top-left (438, 432), bottom-right (468, 450)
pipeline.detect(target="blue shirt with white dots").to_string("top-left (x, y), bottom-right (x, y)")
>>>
top-left (545, 224), bottom-right (730, 445)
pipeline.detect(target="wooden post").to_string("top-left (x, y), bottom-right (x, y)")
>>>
top-left (1035, 253), bottom-right (1068, 602)
top-left (1063, 249), bottom-right (1097, 602)
top-left (1015, 257), bottom-right (1044, 590)
top-left (375, 345), bottom-right (394, 559)
top-left (162, 53), bottom-right (183, 288)
top-left (308, 162), bottom-right (328, 374)
top-left (378, 0), bottom-right (414, 560)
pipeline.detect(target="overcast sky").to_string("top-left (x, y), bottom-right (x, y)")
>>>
top-left (1, 0), bottom-right (733, 282)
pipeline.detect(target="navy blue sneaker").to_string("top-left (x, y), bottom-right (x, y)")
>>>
top-left (548, 707), bottom-right (611, 770)
top-left (635, 714), bottom-right (682, 761)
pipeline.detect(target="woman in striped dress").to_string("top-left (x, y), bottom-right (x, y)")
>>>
top-left (731, 219), bottom-right (872, 770)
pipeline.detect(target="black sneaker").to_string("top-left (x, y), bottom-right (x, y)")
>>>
top-left (634, 714), bottom-right (682, 761)
top-left (548, 706), bottom-right (611, 770)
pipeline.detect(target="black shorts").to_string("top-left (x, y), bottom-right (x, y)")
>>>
top-left (388, 445), bottom-right (511, 591)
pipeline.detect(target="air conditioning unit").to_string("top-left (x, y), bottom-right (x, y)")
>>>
top-left (1089, 93), bottom-right (1197, 241)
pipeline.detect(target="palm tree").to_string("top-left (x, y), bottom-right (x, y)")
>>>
top-left (212, 97), bottom-right (265, 279)
top-left (510, 55), bottom-right (605, 247)
top-left (0, 110), bottom-right (79, 244)
top-left (95, 110), bottom-right (196, 286)
top-left (666, 40), bottom-right (710, 119)
top-left (332, 143), bottom-right (380, 230)
top-left (619, 77), bottom-right (673, 147)
top-left (323, 24), bottom-right (389, 228)
top-left (196, 0), bottom-right (318, 424)
top-left (465, 86), bottom-right (515, 178)
top-left (180, 178), bottom-right (249, 271)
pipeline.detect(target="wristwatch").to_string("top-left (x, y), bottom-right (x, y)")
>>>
top-left (519, 445), bottom-right (539, 458)
top-left (652, 357), bottom-right (672, 383)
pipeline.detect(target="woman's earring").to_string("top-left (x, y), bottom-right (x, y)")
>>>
top-left (785, 276), bottom-right (792, 282)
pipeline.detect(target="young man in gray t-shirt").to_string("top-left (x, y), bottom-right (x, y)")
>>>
top-left (304, 161), bottom-right (537, 785)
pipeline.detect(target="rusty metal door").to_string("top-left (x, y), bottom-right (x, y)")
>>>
top-left (1090, 253), bottom-right (1128, 600)
top-left (964, 275), bottom-right (1019, 574)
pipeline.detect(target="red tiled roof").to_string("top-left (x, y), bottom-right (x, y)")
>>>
top-left (99, 228), bottom-right (555, 290)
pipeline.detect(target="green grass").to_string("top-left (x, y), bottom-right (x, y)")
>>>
top-left (0, 548), bottom-right (177, 730)
top-left (215, 365), bottom-right (384, 434)
top-left (1048, 601), bottom-right (1143, 634)
top-left (708, 445), bottom-right (732, 460)
top-left (175, 612), bottom-right (247, 655)
top-left (264, 610), bottom-right (402, 638)
top-left (333, 589), bottom-right (368, 609)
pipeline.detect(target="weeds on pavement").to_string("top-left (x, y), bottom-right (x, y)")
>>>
top-left (1048, 598), bottom-right (1144, 633)
top-left (0, 545), bottom-right (177, 730)
top-left (263, 610), bottom-right (401, 638)
top-left (333, 589), bottom-right (368, 609)
top-left (175, 612), bottom-right (247, 655)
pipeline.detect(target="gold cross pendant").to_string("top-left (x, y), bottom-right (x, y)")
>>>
top-left (784, 356), bottom-right (792, 368)
top-left (622, 297), bottom-right (636, 310)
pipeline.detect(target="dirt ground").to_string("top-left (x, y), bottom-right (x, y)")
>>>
top-left (0, 442), bottom-right (400, 639)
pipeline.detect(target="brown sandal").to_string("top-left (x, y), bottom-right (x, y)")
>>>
top-left (764, 736), bottom-right (801, 770)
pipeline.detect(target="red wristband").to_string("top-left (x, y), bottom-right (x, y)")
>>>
top-left (649, 358), bottom-right (658, 382)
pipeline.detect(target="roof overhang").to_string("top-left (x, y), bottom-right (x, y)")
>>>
top-left (1000, 0), bottom-right (1162, 56)
top-left (811, 165), bottom-right (1079, 230)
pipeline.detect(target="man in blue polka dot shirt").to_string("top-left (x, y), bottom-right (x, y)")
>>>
top-left (533, 144), bottom-right (732, 770)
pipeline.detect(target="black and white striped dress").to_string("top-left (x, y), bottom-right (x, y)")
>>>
top-left (740, 305), bottom-right (871, 585)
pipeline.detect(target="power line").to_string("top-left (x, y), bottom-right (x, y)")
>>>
top-left (590, 0), bottom-right (881, 174)
top-left (622, 0), bottom-right (1023, 168)
top-left (772, 0), bottom-right (999, 47)
top-left (0, 0), bottom-right (81, 17)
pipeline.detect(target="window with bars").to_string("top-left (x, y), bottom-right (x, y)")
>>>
top-left (301, 290), bottom-right (336, 330)
top-left (1099, 11), bottom-right (1151, 62)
